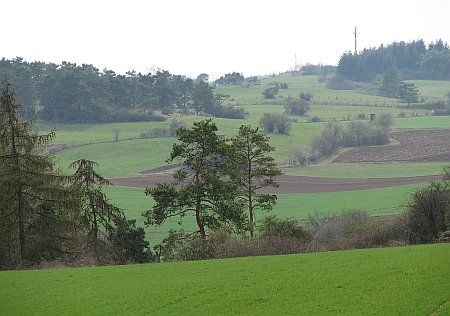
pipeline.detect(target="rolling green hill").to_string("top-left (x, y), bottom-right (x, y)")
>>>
top-left (104, 183), bottom-right (425, 242)
top-left (1, 243), bottom-right (448, 315)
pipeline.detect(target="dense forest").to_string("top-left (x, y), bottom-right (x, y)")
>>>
top-left (337, 39), bottom-right (450, 81)
top-left (0, 58), bottom-right (246, 123)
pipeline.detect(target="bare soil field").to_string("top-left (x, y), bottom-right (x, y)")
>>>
top-left (333, 130), bottom-right (450, 163)
top-left (110, 174), bottom-right (442, 194)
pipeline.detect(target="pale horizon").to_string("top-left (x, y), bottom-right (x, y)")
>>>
top-left (1, 0), bottom-right (449, 79)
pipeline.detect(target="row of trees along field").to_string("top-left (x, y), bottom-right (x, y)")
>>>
top-left (0, 58), bottom-right (246, 123)
top-left (337, 39), bottom-right (450, 81)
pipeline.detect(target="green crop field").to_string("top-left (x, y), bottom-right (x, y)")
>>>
top-left (407, 79), bottom-right (450, 100)
top-left (395, 116), bottom-right (450, 129)
top-left (1, 243), bottom-right (448, 315)
top-left (104, 183), bottom-right (424, 242)
top-left (284, 162), bottom-right (449, 178)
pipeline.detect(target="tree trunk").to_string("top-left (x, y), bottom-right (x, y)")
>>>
top-left (9, 112), bottom-right (25, 261)
top-left (17, 189), bottom-right (25, 262)
top-left (249, 195), bottom-right (254, 240)
top-left (195, 203), bottom-right (206, 239)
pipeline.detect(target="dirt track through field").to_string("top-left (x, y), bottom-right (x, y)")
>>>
top-left (110, 174), bottom-right (443, 194)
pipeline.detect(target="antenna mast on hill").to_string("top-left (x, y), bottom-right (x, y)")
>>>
top-left (353, 26), bottom-right (358, 54)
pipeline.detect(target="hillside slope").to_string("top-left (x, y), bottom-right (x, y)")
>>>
top-left (1, 243), bottom-right (449, 315)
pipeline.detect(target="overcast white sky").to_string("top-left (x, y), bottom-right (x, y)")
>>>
top-left (1, 0), bottom-right (449, 79)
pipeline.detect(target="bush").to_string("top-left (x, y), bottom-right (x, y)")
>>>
top-left (108, 108), bottom-right (165, 123)
top-left (308, 116), bottom-right (323, 123)
top-left (406, 181), bottom-right (450, 244)
top-left (342, 121), bottom-right (390, 147)
top-left (279, 82), bottom-right (288, 89)
top-left (258, 215), bottom-right (311, 242)
top-left (262, 87), bottom-right (279, 99)
top-left (434, 108), bottom-right (450, 116)
top-left (109, 219), bottom-right (152, 264)
top-left (169, 119), bottom-right (186, 137)
top-left (356, 113), bottom-right (367, 120)
top-left (377, 112), bottom-right (395, 126)
top-left (206, 104), bottom-right (248, 119)
top-left (299, 92), bottom-right (313, 101)
top-left (259, 113), bottom-right (291, 135)
top-left (288, 146), bottom-right (317, 165)
top-left (284, 97), bottom-right (310, 116)
top-left (310, 122), bottom-right (343, 157)
top-left (307, 210), bottom-right (408, 251)
top-left (161, 107), bottom-right (175, 115)
top-left (326, 75), bottom-right (356, 90)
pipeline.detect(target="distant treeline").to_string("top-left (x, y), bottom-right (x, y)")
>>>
top-left (337, 39), bottom-right (450, 81)
top-left (0, 58), bottom-right (246, 123)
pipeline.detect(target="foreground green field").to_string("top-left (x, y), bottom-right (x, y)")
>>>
top-left (1, 243), bottom-right (448, 315)
top-left (105, 183), bottom-right (424, 242)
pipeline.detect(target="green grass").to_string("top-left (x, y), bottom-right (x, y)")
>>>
top-left (395, 116), bottom-right (450, 129)
top-left (284, 162), bottom-right (449, 178)
top-left (217, 74), bottom-right (396, 106)
top-left (55, 138), bottom-right (175, 177)
top-left (105, 183), bottom-right (425, 243)
top-left (407, 79), bottom-right (450, 100)
top-left (53, 119), bottom-right (323, 178)
top-left (1, 243), bottom-right (448, 315)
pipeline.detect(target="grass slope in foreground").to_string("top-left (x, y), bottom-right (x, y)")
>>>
top-left (1, 243), bottom-right (449, 315)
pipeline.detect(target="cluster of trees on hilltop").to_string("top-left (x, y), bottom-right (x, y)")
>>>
top-left (337, 39), bottom-right (450, 81)
top-left (0, 58), bottom-right (246, 123)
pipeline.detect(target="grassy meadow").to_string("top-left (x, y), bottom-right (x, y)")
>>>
top-left (1, 243), bottom-right (448, 315)
top-left (105, 183), bottom-right (424, 242)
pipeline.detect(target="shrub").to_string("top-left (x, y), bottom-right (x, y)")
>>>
top-left (207, 104), bottom-right (248, 119)
top-left (310, 122), bottom-right (343, 157)
top-left (109, 219), bottom-right (152, 264)
top-left (169, 119), bottom-right (186, 137)
top-left (258, 215), bottom-right (311, 242)
top-left (326, 75), bottom-right (356, 90)
top-left (377, 112), bottom-right (395, 126)
top-left (307, 210), bottom-right (408, 251)
top-left (288, 146), bottom-right (317, 165)
top-left (434, 108), bottom-right (450, 116)
top-left (356, 113), bottom-right (367, 120)
top-left (262, 87), bottom-right (279, 99)
top-left (161, 107), bottom-right (175, 116)
top-left (308, 116), bottom-right (323, 123)
top-left (299, 92), bottom-right (313, 101)
top-left (279, 82), bottom-right (288, 89)
top-left (108, 108), bottom-right (165, 122)
top-left (259, 113), bottom-right (291, 135)
top-left (342, 121), bottom-right (390, 147)
top-left (284, 97), bottom-right (310, 116)
top-left (406, 182), bottom-right (450, 244)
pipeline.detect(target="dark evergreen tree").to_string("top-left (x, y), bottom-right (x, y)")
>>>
top-left (0, 78), bottom-right (76, 266)
top-left (143, 120), bottom-right (245, 239)
top-left (230, 126), bottom-right (282, 239)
